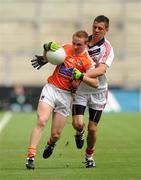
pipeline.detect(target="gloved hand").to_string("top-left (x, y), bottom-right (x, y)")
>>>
top-left (31, 55), bottom-right (47, 70)
top-left (73, 68), bottom-right (84, 80)
top-left (43, 41), bottom-right (60, 52)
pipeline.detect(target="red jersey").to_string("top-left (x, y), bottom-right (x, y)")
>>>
top-left (48, 43), bottom-right (94, 91)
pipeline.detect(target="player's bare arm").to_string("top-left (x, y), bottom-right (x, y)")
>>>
top-left (43, 49), bottom-right (49, 62)
top-left (83, 75), bottom-right (99, 88)
top-left (85, 63), bottom-right (108, 78)
top-left (73, 68), bottom-right (99, 88)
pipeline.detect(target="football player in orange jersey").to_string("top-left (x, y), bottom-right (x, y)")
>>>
top-left (26, 30), bottom-right (99, 169)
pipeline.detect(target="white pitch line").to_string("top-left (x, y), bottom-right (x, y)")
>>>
top-left (0, 111), bottom-right (12, 134)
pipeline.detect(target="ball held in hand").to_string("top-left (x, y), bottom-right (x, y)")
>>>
top-left (47, 47), bottom-right (66, 65)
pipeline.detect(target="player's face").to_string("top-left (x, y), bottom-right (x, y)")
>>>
top-left (92, 21), bottom-right (108, 41)
top-left (72, 36), bottom-right (87, 55)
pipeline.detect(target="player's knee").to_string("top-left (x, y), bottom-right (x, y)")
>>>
top-left (88, 123), bottom-right (97, 133)
top-left (72, 120), bottom-right (83, 130)
top-left (72, 121), bottom-right (77, 129)
top-left (37, 115), bottom-right (47, 128)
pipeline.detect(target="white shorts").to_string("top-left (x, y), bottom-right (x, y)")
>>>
top-left (73, 91), bottom-right (108, 111)
top-left (39, 83), bottom-right (72, 117)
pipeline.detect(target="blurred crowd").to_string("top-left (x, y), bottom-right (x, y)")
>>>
top-left (0, 84), bottom-right (33, 112)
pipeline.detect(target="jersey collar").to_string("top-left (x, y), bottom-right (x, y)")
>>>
top-left (88, 35), bottom-right (105, 47)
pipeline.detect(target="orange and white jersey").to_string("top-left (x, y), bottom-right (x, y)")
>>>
top-left (77, 37), bottom-right (114, 94)
top-left (48, 43), bottom-right (94, 91)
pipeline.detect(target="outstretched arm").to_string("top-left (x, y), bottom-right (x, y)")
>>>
top-left (31, 55), bottom-right (47, 70)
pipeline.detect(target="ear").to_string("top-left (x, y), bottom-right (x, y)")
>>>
top-left (85, 41), bottom-right (89, 45)
top-left (106, 27), bottom-right (109, 32)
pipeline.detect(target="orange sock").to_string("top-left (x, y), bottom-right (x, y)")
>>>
top-left (27, 146), bottom-right (36, 158)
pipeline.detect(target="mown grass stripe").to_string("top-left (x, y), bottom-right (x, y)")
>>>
top-left (0, 111), bottom-right (12, 133)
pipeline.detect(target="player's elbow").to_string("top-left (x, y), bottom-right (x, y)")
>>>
top-left (94, 79), bottom-right (99, 88)
top-left (88, 79), bottom-right (99, 88)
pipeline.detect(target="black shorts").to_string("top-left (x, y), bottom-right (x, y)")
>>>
top-left (72, 104), bottom-right (102, 124)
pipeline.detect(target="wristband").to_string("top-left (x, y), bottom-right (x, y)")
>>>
top-left (79, 73), bottom-right (84, 81)
top-left (43, 42), bottom-right (52, 51)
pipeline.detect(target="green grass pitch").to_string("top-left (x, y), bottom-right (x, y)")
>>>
top-left (0, 111), bottom-right (141, 180)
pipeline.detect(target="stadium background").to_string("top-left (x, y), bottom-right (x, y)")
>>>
top-left (0, 0), bottom-right (141, 111)
top-left (0, 1), bottom-right (141, 179)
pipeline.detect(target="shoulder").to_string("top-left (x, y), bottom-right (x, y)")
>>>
top-left (104, 39), bottom-right (113, 51)
top-left (62, 43), bottom-right (72, 54)
top-left (92, 38), bottom-right (114, 56)
top-left (62, 43), bottom-right (72, 50)
top-left (103, 39), bottom-right (114, 58)
top-left (81, 50), bottom-right (94, 67)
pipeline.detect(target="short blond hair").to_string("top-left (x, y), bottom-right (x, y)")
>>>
top-left (73, 30), bottom-right (89, 42)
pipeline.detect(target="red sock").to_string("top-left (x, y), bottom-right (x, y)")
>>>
top-left (85, 147), bottom-right (94, 157)
top-left (76, 126), bottom-right (84, 134)
top-left (79, 127), bottom-right (84, 133)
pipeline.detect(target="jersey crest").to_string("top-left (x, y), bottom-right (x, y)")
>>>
top-left (59, 63), bottom-right (74, 79)
top-left (76, 60), bottom-right (83, 66)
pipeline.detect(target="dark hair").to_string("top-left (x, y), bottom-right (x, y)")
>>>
top-left (73, 30), bottom-right (89, 41)
top-left (94, 15), bottom-right (109, 28)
